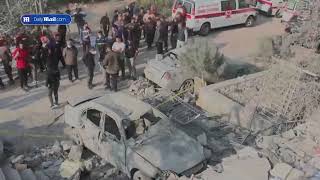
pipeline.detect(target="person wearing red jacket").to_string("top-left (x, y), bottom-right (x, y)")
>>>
top-left (12, 42), bottom-right (30, 91)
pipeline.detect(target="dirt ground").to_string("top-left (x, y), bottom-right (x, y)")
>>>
top-left (0, 0), bottom-right (284, 151)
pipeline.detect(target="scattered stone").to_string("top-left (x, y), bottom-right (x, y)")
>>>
top-left (237, 147), bottom-right (259, 159)
top-left (287, 168), bottom-right (305, 180)
top-left (270, 163), bottom-right (293, 180)
top-left (84, 159), bottom-right (93, 171)
top-left (41, 161), bottom-right (54, 169)
top-left (68, 145), bottom-right (83, 161)
top-left (51, 141), bottom-right (62, 154)
top-left (197, 133), bottom-right (207, 146)
top-left (20, 169), bottom-right (37, 180)
top-left (59, 160), bottom-right (84, 178)
top-left (309, 157), bottom-right (320, 170)
top-left (14, 163), bottom-right (27, 171)
top-left (60, 140), bottom-right (74, 151)
top-left (0, 169), bottom-right (5, 180)
top-left (11, 155), bottom-right (24, 164)
top-left (34, 171), bottom-right (49, 180)
top-left (2, 165), bottom-right (22, 180)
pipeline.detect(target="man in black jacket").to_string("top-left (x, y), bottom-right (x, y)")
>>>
top-left (100, 12), bottom-right (110, 36)
top-left (82, 48), bottom-right (96, 89)
top-left (46, 69), bottom-right (60, 109)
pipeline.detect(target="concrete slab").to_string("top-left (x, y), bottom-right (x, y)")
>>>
top-left (2, 165), bottom-right (21, 180)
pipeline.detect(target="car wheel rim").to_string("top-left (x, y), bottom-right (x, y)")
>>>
top-left (247, 18), bottom-right (253, 26)
top-left (181, 80), bottom-right (194, 93)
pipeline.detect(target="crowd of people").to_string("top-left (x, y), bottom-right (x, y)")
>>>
top-left (0, 1), bottom-right (189, 109)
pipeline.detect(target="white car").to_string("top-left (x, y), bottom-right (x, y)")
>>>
top-left (64, 92), bottom-right (211, 180)
top-left (144, 49), bottom-right (257, 93)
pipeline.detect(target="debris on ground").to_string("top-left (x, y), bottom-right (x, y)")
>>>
top-left (128, 77), bottom-right (157, 99)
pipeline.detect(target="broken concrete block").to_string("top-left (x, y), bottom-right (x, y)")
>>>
top-left (34, 171), bottom-right (49, 180)
top-left (20, 169), bottom-right (37, 180)
top-left (237, 147), bottom-right (259, 159)
top-left (59, 160), bottom-right (83, 178)
top-left (197, 133), bottom-right (207, 146)
top-left (51, 141), bottom-right (62, 154)
top-left (2, 165), bottom-right (22, 180)
top-left (68, 145), bottom-right (83, 161)
top-left (286, 168), bottom-right (304, 180)
top-left (84, 159), bottom-right (93, 171)
top-left (309, 157), bottom-right (320, 170)
top-left (14, 163), bottom-right (28, 171)
top-left (61, 140), bottom-right (74, 151)
top-left (270, 163), bottom-right (293, 179)
top-left (11, 155), bottom-right (24, 164)
top-left (41, 161), bottom-right (54, 169)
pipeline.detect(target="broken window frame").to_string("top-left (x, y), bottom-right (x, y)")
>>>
top-left (86, 108), bottom-right (103, 127)
top-left (103, 114), bottom-right (122, 141)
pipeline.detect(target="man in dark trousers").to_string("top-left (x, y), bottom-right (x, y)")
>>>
top-left (54, 34), bottom-right (66, 69)
top-left (160, 17), bottom-right (169, 52)
top-left (145, 17), bottom-right (155, 49)
top-left (46, 69), bottom-right (60, 109)
top-left (82, 48), bottom-right (96, 89)
top-left (170, 18), bottom-right (179, 49)
top-left (0, 41), bottom-right (14, 85)
top-left (73, 8), bottom-right (86, 38)
top-left (96, 31), bottom-right (107, 63)
top-left (100, 12), bottom-right (111, 36)
top-left (57, 10), bottom-right (67, 46)
top-left (63, 40), bottom-right (79, 82)
top-left (103, 46), bottom-right (119, 92)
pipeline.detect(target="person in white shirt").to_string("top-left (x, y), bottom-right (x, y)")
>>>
top-left (112, 37), bottom-right (126, 79)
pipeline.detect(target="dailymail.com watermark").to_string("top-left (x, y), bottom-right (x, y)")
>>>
top-left (21, 14), bottom-right (72, 25)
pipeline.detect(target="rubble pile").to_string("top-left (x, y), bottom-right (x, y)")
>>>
top-left (128, 77), bottom-right (156, 99)
top-left (0, 140), bottom-right (126, 180)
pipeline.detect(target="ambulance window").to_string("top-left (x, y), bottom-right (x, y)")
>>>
top-left (239, 0), bottom-right (249, 8)
top-left (221, 0), bottom-right (236, 11)
top-left (184, 2), bottom-right (193, 14)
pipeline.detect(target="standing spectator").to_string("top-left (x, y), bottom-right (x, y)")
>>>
top-left (160, 17), bottom-right (169, 52)
top-left (170, 18), bottom-right (179, 49)
top-left (12, 42), bottom-right (30, 91)
top-left (40, 36), bottom-right (50, 72)
top-left (145, 17), bottom-right (155, 49)
top-left (112, 37), bottom-right (126, 79)
top-left (30, 42), bottom-right (41, 86)
top-left (82, 22), bottom-right (92, 53)
top-left (177, 22), bottom-right (188, 48)
top-left (54, 34), bottom-right (66, 69)
top-left (125, 40), bottom-right (138, 79)
top-left (57, 10), bottom-right (67, 46)
top-left (0, 43), bottom-right (14, 85)
top-left (46, 69), bottom-right (60, 109)
top-left (65, 6), bottom-right (72, 32)
top-left (103, 46), bottom-right (119, 91)
top-left (154, 20), bottom-right (164, 59)
top-left (63, 40), bottom-right (79, 82)
top-left (112, 10), bottom-right (120, 26)
top-left (96, 31), bottom-right (107, 62)
top-left (0, 77), bottom-right (4, 89)
top-left (82, 48), bottom-right (96, 89)
top-left (100, 12), bottom-right (110, 36)
top-left (73, 8), bottom-right (86, 38)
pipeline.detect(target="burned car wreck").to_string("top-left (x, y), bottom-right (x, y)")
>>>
top-left (64, 92), bottom-right (211, 180)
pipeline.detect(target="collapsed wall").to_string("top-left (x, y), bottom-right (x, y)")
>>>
top-left (197, 61), bottom-right (320, 133)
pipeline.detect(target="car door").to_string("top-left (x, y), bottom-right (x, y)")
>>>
top-left (80, 108), bottom-right (103, 154)
top-left (236, 0), bottom-right (251, 24)
top-left (98, 114), bottom-right (126, 170)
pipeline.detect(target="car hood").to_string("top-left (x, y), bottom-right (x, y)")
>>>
top-left (147, 58), bottom-right (177, 74)
top-left (132, 120), bottom-right (205, 174)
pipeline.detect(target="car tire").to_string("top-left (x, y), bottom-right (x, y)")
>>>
top-left (245, 16), bottom-right (255, 27)
top-left (132, 170), bottom-right (152, 180)
top-left (199, 23), bottom-right (210, 36)
top-left (179, 79), bottom-right (194, 94)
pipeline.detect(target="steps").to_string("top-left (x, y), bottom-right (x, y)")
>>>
top-left (1, 165), bottom-right (48, 180)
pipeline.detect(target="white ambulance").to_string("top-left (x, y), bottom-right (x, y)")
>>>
top-left (172, 0), bottom-right (257, 36)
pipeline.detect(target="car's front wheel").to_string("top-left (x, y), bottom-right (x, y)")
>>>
top-left (179, 79), bottom-right (194, 94)
top-left (132, 170), bottom-right (152, 180)
top-left (245, 16), bottom-right (255, 27)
